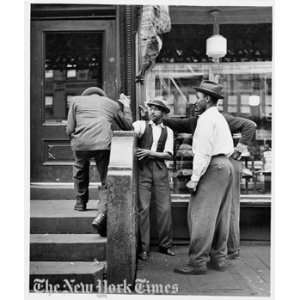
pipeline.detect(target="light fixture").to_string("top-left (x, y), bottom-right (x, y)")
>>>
top-left (206, 10), bottom-right (227, 62)
top-left (249, 95), bottom-right (260, 106)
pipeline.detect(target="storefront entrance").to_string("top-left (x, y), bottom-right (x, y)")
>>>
top-left (30, 19), bottom-right (116, 182)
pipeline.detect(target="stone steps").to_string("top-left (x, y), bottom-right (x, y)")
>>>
top-left (30, 200), bottom-right (106, 292)
top-left (30, 200), bottom-right (98, 234)
top-left (30, 199), bottom-right (270, 241)
top-left (29, 261), bottom-right (106, 292)
top-left (30, 234), bottom-right (106, 261)
top-left (29, 187), bottom-right (270, 292)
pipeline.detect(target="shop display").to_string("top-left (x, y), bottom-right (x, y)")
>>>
top-left (145, 60), bottom-right (272, 195)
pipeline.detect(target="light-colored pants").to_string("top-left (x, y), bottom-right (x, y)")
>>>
top-left (228, 158), bottom-right (242, 255)
top-left (188, 156), bottom-right (234, 267)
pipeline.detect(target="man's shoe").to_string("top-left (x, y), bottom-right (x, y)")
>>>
top-left (138, 251), bottom-right (149, 261)
top-left (74, 202), bottom-right (86, 211)
top-left (227, 251), bottom-right (240, 260)
top-left (174, 264), bottom-right (207, 275)
top-left (92, 213), bottom-right (107, 237)
top-left (210, 260), bottom-right (231, 271)
top-left (159, 247), bottom-right (175, 256)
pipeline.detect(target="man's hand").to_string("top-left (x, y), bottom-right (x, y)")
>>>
top-left (118, 93), bottom-right (131, 108)
top-left (136, 148), bottom-right (152, 160)
top-left (231, 149), bottom-right (242, 161)
top-left (138, 105), bottom-right (148, 120)
top-left (186, 180), bottom-right (198, 193)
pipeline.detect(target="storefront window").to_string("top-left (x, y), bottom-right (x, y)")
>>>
top-left (141, 21), bottom-right (272, 196)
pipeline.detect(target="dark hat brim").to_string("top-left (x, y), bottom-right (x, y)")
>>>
top-left (194, 87), bottom-right (224, 99)
top-left (146, 101), bottom-right (170, 113)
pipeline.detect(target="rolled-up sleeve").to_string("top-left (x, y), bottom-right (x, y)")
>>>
top-left (133, 120), bottom-right (146, 138)
top-left (191, 118), bottom-right (213, 182)
top-left (164, 128), bottom-right (174, 155)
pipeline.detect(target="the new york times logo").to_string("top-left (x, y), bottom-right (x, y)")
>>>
top-left (32, 278), bottom-right (179, 294)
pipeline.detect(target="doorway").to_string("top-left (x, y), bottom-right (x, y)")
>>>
top-left (30, 20), bottom-right (116, 182)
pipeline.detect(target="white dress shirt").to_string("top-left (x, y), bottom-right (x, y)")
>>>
top-left (133, 120), bottom-right (174, 155)
top-left (191, 106), bottom-right (234, 182)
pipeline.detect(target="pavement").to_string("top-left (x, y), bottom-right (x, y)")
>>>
top-left (136, 243), bottom-right (270, 296)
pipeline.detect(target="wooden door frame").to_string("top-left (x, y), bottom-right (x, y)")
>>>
top-left (30, 19), bottom-right (117, 181)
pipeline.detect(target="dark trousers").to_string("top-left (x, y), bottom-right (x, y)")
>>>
top-left (73, 150), bottom-right (110, 204)
top-left (138, 160), bottom-right (173, 252)
top-left (228, 158), bottom-right (242, 255)
top-left (188, 156), bottom-right (233, 267)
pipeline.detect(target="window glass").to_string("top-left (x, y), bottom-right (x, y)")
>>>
top-left (44, 32), bottom-right (103, 123)
top-left (142, 22), bottom-right (272, 195)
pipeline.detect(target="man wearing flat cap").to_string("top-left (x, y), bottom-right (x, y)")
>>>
top-left (172, 80), bottom-right (235, 274)
top-left (66, 87), bottom-right (133, 220)
top-left (133, 98), bottom-right (175, 261)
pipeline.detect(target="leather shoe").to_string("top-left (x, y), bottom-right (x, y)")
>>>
top-left (74, 202), bottom-right (86, 211)
top-left (92, 213), bottom-right (107, 237)
top-left (138, 251), bottom-right (149, 261)
top-left (159, 247), bottom-right (175, 256)
top-left (174, 264), bottom-right (207, 275)
top-left (209, 259), bottom-right (231, 271)
top-left (227, 251), bottom-right (240, 260)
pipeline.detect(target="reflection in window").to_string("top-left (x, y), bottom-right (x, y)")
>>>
top-left (44, 32), bottom-right (103, 122)
top-left (144, 62), bottom-right (272, 195)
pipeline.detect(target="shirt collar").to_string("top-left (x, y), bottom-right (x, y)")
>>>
top-left (197, 106), bottom-right (218, 118)
top-left (149, 120), bottom-right (165, 128)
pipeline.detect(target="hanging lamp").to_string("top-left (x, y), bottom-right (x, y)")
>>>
top-left (206, 10), bottom-right (227, 62)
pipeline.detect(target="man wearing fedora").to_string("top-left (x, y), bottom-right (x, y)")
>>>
top-left (172, 80), bottom-right (235, 274)
top-left (66, 87), bottom-right (133, 216)
top-left (162, 83), bottom-right (256, 261)
top-left (133, 98), bottom-right (175, 261)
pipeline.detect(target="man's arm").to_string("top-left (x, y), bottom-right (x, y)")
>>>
top-left (186, 117), bottom-right (213, 192)
top-left (136, 149), bottom-right (172, 160)
top-left (163, 117), bottom-right (196, 133)
top-left (223, 113), bottom-right (257, 146)
top-left (66, 101), bottom-right (76, 137)
top-left (135, 125), bottom-right (174, 161)
top-left (113, 106), bottom-right (134, 131)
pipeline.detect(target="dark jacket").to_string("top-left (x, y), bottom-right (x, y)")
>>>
top-left (163, 113), bottom-right (257, 146)
top-left (66, 94), bottom-right (133, 151)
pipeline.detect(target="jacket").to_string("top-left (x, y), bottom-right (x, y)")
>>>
top-left (66, 94), bottom-right (133, 151)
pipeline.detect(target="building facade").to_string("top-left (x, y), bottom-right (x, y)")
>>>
top-left (30, 4), bottom-right (272, 240)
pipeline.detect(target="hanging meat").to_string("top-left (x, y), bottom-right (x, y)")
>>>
top-left (136, 5), bottom-right (171, 84)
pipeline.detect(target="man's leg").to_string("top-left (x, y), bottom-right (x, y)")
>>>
top-left (188, 158), bottom-right (233, 268)
top-left (92, 150), bottom-right (111, 236)
top-left (94, 150), bottom-right (111, 214)
top-left (138, 163), bottom-right (153, 256)
top-left (210, 159), bottom-right (234, 267)
top-left (152, 164), bottom-right (173, 253)
top-left (73, 151), bottom-right (90, 210)
top-left (228, 158), bottom-right (242, 258)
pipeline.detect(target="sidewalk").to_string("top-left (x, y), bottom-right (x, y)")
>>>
top-left (136, 243), bottom-right (270, 296)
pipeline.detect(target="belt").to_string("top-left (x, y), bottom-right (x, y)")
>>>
top-left (212, 154), bottom-right (226, 158)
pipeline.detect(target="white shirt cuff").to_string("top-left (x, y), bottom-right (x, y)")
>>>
top-left (236, 143), bottom-right (248, 155)
top-left (191, 174), bottom-right (200, 182)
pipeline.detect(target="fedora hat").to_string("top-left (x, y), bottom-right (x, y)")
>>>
top-left (81, 87), bottom-right (107, 97)
top-left (194, 80), bottom-right (224, 99)
top-left (146, 97), bottom-right (170, 113)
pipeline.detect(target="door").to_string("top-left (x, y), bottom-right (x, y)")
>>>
top-left (31, 20), bottom-right (117, 182)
